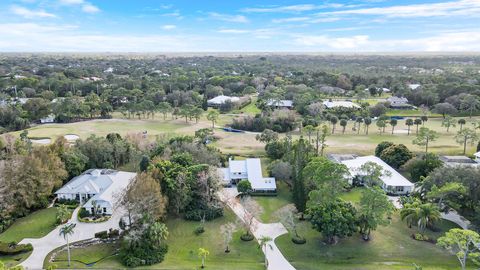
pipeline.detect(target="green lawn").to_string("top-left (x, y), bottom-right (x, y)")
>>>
top-left (339, 187), bottom-right (363, 205)
top-left (0, 252), bottom-right (33, 268)
top-left (253, 181), bottom-right (293, 223)
top-left (0, 207), bottom-right (59, 243)
top-left (276, 214), bottom-right (465, 270)
top-left (232, 97), bottom-right (261, 115)
top-left (44, 209), bottom-right (264, 269)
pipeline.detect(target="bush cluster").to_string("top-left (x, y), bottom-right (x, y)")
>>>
top-left (121, 243), bottom-right (168, 267)
top-left (0, 242), bottom-right (33, 255)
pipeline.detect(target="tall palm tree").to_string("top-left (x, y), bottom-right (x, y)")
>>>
top-left (59, 223), bottom-right (76, 267)
top-left (406, 119), bottom-right (414, 135)
top-left (400, 202), bottom-right (420, 228)
top-left (258, 236), bottom-right (273, 269)
top-left (417, 203), bottom-right (441, 233)
top-left (198, 248), bottom-right (210, 269)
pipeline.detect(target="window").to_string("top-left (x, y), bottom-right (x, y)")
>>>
top-left (103, 207), bottom-right (107, 213)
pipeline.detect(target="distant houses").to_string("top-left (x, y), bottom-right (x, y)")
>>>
top-left (330, 154), bottom-right (414, 195)
top-left (207, 95), bottom-right (240, 108)
top-left (440, 155), bottom-right (480, 167)
top-left (218, 158), bottom-right (276, 193)
top-left (386, 96), bottom-right (415, 110)
top-left (323, 100), bottom-right (360, 109)
top-left (266, 99), bottom-right (294, 109)
top-left (40, 114), bottom-right (55, 124)
top-left (55, 169), bottom-right (136, 215)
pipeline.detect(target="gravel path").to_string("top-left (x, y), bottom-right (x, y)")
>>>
top-left (219, 188), bottom-right (296, 270)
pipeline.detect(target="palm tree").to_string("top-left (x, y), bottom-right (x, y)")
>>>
top-left (198, 248), bottom-right (210, 268)
top-left (421, 115), bottom-right (428, 126)
top-left (414, 119), bottom-right (422, 134)
top-left (356, 117), bottom-right (363, 134)
top-left (330, 116), bottom-right (338, 134)
top-left (400, 201), bottom-right (421, 229)
top-left (56, 204), bottom-right (70, 224)
top-left (406, 119), bottom-right (414, 135)
top-left (417, 203), bottom-right (441, 233)
top-left (339, 119), bottom-right (348, 134)
top-left (390, 119), bottom-right (398, 134)
top-left (59, 223), bottom-right (76, 267)
top-left (458, 119), bottom-right (466, 131)
top-left (364, 117), bottom-right (372, 135)
top-left (258, 236), bottom-right (273, 269)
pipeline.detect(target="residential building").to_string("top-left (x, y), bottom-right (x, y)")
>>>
top-left (207, 95), bottom-right (240, 107)
top-left (219, 158), bottom-right (276, 193)
top-left (55, 169), bottom-right (136, 215)
top-left (387, 96), bottom-right (415, 109)
top-left (333, 155), bottom-right (414, 195)
top-left (440, 155), bottom-right (480, 167)
top-left (40, 114), bottom-right (55, 124)
top-left (322, 100), bottom-right (360, 109)
top-left (266, 99), bottom-right (294, 109)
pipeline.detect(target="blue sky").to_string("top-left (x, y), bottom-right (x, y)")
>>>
top-left (0, 0), bottom-right (479, 52)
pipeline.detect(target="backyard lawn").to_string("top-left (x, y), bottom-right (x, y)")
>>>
top-left (0, 207), bottom-right (59, 243)
top-left (253, 181), bottom-right (293, 223)
top-left (44, 209), bottom-right (264, 269)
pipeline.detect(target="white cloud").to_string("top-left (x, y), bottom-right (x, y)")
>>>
top-left (320, 0), bottom-right (480, 18)
top-left (241, 4), bottom-right (349, 13)
top-left (272, 17), bottom-right (311, 23)
top-left (208, 12), bottom-right (249, 23)
top-left (10, 5), bottom-right (56, 18)
top-left (161, 25), bottom-right (176, 30)
top-left (82, 3), bottom-right (100, 13)
top-left (217, 29), bottom-right (250, 34)
top-left (292, 31), bottom-right (480, 51)
top-left (58, 0), bottom-right (101, 13)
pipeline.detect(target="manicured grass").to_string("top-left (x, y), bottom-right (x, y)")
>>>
top-left (276, 214), bottom-right (465, 270)
top-left (386, 109), bottom-right (442, 117)
top-left (0, 207), bottom-right (59, 243)
top-left (253, 181), bottom-right (293, 223)
top-left (232, 98), bottom-right (261, 115)
top-left (0, 252), bottom-right (32, 268)
top-left (339, 187), bottom-right (363, 205)
top-left (45, 209), bottom-right (264, 269)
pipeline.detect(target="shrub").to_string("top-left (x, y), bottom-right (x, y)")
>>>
top-left (78, 208), bottom-right (90, 218)
top-left (184, 207), bottom-right (223, 221)
top-left (194, 226), bottom-right (205, 236)
top-left (291, 236), bottom-right (307, 245)
top-left (375, 141), bottom-right (394, 157)
top-left (240, 234), bottom-right (254, 241)
top-left (108, 229), bottom-right (120, 238)
top-left (120, 243), bottom-right (168, 267)
top-left (0, 241), bottom-right (33, 255)
top-left (94, 231), bottom-right (108, 239)
top-left (237, 180), bottom-right (252, 194)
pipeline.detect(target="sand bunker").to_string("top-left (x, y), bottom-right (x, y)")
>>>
top-left (31, 138), bottom-right (51, 144)
top-left (64, 134), bottom-right (80, 141)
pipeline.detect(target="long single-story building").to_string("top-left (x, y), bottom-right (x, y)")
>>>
top-left (55, 169), bottom-right (136, 215)
top-left (219, 158), bottom-right (276, 193)
top-left (323, 100), bottom-right (360, 109)
top-left (266, 99), bottom-right (294, 109)
top-left (207, 95), bottom-right (240, 107)
top-left (334, 155), bottom-right (414, 195)
top-left (440, 155), bottom-right (480, 167)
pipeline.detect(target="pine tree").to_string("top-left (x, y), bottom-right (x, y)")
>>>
top-left (292, 137), bottom-right (308, 216)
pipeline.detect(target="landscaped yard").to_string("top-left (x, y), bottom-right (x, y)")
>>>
top-left (0, 207), bottom-right (59, 243)
top-left (253, 181), bottom-right (293, 223)
top-left (276, 214), bottom-right (464, 270)
top-left (44, 209), bottom-right (264, 269)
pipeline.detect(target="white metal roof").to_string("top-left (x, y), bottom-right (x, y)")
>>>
top-left (229, 160), bottom-right (247, 173)
top-left (207, 95), bottom-right (240, 105)
top-left (323, 100), bottom-right (360, 109)
top-left (341, 156), bottom-right (414, 187)
top-left (246, 158), bottom-right (276, 190)
top-left (83, 171), bottom-right (136, 209)
top-left (266, 99), bottom-right (293, 107)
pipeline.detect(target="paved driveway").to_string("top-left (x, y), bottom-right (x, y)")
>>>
top-left (219, 188), bottom-right (296, 270)
top-left (19, 207), bottom-right (124, 270)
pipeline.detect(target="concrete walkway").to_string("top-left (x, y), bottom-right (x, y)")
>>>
top-left (219, 188), bottom-right (296, 270)
top-left (19, 207), bottom-right (124, 269)
top-left (441, 209), bottom-right (471, 229)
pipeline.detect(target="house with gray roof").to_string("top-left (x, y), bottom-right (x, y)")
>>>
top-left (55, 169), bottom-right (136, 215)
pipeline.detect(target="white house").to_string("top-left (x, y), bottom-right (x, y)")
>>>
top-left (338, 155), bottom-right (414, 195)
top-left (55, 169), bottom-right (136, 215)
top-left (266, 99), bottom-right (294, 109)
top-left (408, 84), bottom-right (421, 90)
top-left (40, 114), bottom-right (55, 124)
top-left (387, 96), bottom-right (415, 109)
top-left (323, 100), bottom-right (360, 109)
top-left (207, 95), bottom-right (240, 107)
top-left (219, 158), bottom-right (276, 193)
top-left (441, 155), bottom-right (480, 167)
